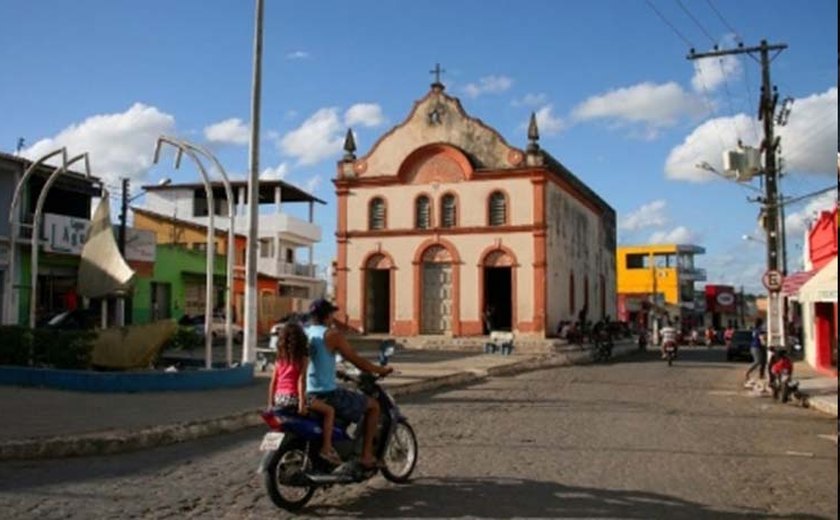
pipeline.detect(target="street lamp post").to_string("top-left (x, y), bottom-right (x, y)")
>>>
top-left (4, 148), bottom-right (67, 325)
top-left (154, 137), bottom-right (216, 370)
top-left (179, 141), bottom-right (237, 368)
top-left (29, 153), bottom-right (91, 328)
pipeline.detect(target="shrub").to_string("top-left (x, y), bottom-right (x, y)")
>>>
top-left (0, 325), bottom-right (33, 366)
top-left (31, 329), bottom-right (95, 370)
top-left (164, 326), bottom-right (202, 351)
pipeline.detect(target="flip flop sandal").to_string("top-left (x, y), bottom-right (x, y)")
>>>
top-left (319, 449), bottom-right (342, 466)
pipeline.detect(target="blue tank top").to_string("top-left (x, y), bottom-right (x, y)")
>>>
top-left (305, 324), bottom-right (336, 394)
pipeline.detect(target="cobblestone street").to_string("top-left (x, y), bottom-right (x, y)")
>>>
top-left (1, 348), bottom-right (836, 519)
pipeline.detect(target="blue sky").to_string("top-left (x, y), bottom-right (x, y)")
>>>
top-left (1, 0), bottom-right (836, 292)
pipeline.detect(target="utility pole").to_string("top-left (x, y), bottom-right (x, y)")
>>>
top-left (119, 178), bottom-right (129, 254)
top-left (689, 39), bottom-right (788, 347)
top-left (243, 0), bottom-right (264, 365)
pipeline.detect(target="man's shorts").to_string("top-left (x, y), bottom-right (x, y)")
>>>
top-left (311, 388), bottom-right (368, 423)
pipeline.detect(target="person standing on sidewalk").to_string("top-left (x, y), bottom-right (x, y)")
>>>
top-left (744, 318), bottom-right (767, 389)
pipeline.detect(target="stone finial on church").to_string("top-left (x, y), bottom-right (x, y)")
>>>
top-left (343, 129), bottom-right (357, 161)
top-left (527, 112), bottom-right (540, 153)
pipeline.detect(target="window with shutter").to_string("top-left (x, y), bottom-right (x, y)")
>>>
top-left (441, 194), bottom-right (457, 228)
top-left (415, 195), bottom-right (431, 229)
top-left (369, 197), bottom-right (386, 230)
top-left (488, 191), bottom-right (507, 226)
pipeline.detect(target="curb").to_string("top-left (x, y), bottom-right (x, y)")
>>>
top-left (0, 342), bottom-right (638, 461)
top-left (804, 394), bottom-right (839, 418)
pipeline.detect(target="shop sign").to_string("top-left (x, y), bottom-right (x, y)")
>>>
top-left (716, 292), bottom-right (735, 307)
top-left (42, 213), bottom-right (155, 262)
top-left (43, 213), bottom-right (89, 255)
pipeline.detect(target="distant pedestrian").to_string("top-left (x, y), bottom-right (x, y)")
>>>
top-left (744, 318), bottom-right (767, 388)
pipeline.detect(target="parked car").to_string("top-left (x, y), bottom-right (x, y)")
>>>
top-left (726, 330), bottom-right (754, 361)
top-left (183, 313), bottom-right (244, 344)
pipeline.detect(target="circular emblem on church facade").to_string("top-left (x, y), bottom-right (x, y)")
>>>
top-left (353, 160), bottom-right (368, 175)
top-left (507, 149), bottom-right (524, 166)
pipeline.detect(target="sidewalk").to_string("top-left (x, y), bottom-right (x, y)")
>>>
top-left (0, 341), bottom-right (637, 460)
top-left (794, 361), bottom-right (838, 418)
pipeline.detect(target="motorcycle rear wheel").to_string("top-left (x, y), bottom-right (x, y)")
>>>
top-left (382, 420), bottom-right (418, 484)
top-left (264, 443), bottom-right (316, 511)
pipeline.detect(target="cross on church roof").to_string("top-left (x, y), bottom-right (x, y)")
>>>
top-left (429, 63), bottom-right (445, 89)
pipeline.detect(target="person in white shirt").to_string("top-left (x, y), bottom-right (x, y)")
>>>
top-left (660, 321), bottom-right (678, 358)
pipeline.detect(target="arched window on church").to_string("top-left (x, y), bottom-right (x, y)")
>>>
top-left (440, 193), bottom-right (457, 228)
top-left (368, 197), bottom-right (386, 230)
top-left (415, 195), bottom-right (431, 229)
top-left (488, 191), bottom-right (507, 226)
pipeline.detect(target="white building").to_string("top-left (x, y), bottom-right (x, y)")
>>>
top-left (139, 180), bottom-right (325, 301)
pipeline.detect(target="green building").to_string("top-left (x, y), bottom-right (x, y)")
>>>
top-left (132, 244), bottom-right (227, 324)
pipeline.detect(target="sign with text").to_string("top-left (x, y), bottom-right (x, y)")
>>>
top-left (42, 213), bottom-right (155, 262)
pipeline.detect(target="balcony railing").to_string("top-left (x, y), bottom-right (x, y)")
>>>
top-left (680, 268), bottom-right (707, 281)
top-left (278, 262), bottom-right (316, 278)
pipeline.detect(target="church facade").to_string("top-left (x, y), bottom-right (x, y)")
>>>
top-left (334, 81), bottom-right (616, 338)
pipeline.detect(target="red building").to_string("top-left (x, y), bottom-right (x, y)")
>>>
top-left (786, 206), bottom-right (837, 375)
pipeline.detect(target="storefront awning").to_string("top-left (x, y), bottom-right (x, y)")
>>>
top-left (782, 269), bottom-right (817, 299)
top-left (798, 257), bottom-right (837, 303)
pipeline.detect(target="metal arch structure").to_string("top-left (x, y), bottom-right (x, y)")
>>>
top-left (29, 153), bottom-right (92, 328)
top-left (3, 148), bottom-right (67, 325)
top-left (154, 137), bottom-right (217, 370)
top-left (177, 140), bottom-right (236, 368)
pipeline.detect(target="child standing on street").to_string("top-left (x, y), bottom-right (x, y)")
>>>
top-left (268, 321), bottom-right (342, 465)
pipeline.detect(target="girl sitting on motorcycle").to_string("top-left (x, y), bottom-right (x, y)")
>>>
top-left (268, 321), bottom-right (342, 466)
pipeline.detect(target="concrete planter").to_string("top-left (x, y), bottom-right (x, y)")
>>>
top-left (0, 364), bottom-right (254, 393)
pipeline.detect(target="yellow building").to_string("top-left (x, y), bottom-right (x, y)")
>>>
top-left (616, 244), bottom-right (705, 326)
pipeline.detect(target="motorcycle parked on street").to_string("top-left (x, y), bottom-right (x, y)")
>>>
top-left (257, 343), bottom-right (418, 512)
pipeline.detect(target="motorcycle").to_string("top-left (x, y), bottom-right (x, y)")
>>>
top-left (663, 340), bottom-right (677, 366)
top-left (257, 343), bottom-right (418, 512)
top-left (592, 331), bottom-right (613, 363)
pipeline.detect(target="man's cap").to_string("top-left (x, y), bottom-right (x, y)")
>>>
top-left (309, 298), bottom-right (339, 317)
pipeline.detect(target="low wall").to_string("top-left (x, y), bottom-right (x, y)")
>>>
top-left (0, 364), bottom-right (254, 393)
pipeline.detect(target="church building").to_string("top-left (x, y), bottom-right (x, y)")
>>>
top-left (334, 76), bottom-right (616, 338)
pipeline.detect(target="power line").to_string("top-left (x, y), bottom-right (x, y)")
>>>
top-left (675, 0), bottom-right (717, 45)
top-left (692, 62), bottom-right (729, 149)
top-left (645, 0), bottom-right (694, 48)
top-left (704, 0), bottom-right (740, 40)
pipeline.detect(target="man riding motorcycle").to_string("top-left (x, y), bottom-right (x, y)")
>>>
top-left (304, 299), bottom-right (392, 473)
top-left (660, 322), bottom-right (678, 359)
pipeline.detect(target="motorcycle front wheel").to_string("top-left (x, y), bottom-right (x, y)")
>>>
top-left (382, 420), bottom-right (418, 484)
top-left (264, 442), bottom-right (315, 511)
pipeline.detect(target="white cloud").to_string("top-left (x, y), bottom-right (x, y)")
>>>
top-left (785, 189), bottom-right (838, 238)
top-left (22, 103), bottom-right (175, 185)
top-left (778, 87), bottom-right (838, 175)
top-left (463, 75), bottom-right (513, 98)
top-left (533, 104), bottom-right (566, 136)
top-left (665, 87), bottom-right (837, 182)
top-left (204, 117), bottom-right (249, 145)
top-left (278, 108), bottom-right (343, 166)
top-left (648, 226), bottom-right (699, 244)
top-left (304, 175), bottom-right (321, 193)
top-left (512, 93), bottom-right (548, 107)
top-left (261, 162), bottom-right (290, 180)
top-left (571, 82), bottom-right (704, 133)
top-left (344, 103), bottom-right (384, 128)
top-left (691, 55), bottom-right (741, 93)
top-left (286, 50), bottom-right (310, 60)
top-left (664, 113), bottom-right (756, 182)
top-left (620, 200), bottom-right (668, 231)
